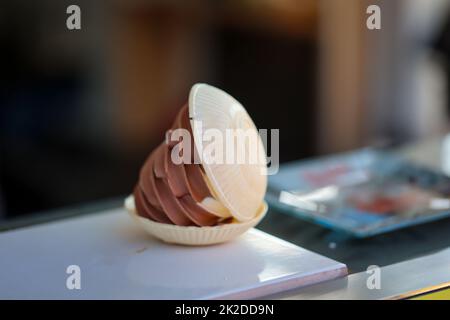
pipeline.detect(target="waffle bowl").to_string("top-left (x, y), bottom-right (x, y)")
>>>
top-left (188, 84), bottom-right (267, 221)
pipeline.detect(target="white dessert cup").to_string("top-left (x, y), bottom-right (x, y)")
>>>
top-left (125, 195), bottom-right (267, 246)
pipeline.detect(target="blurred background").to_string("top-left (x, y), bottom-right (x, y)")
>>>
top-left (0, 0), bottom-right (449, 221)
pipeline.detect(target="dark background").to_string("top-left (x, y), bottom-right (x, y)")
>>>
top-left (0, 0), bottom-right (449, 221)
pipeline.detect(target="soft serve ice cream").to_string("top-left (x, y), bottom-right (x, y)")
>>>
top-left (127, 83), bottom-right (267, 245)
top-left (134, 105), bottom-right (233, 226)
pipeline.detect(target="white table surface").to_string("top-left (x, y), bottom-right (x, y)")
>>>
top-left (0, 208), bottom-right (347, 299)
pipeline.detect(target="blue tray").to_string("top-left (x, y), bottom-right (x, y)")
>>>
top-left (267, 149), bottom-right (450, 238)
